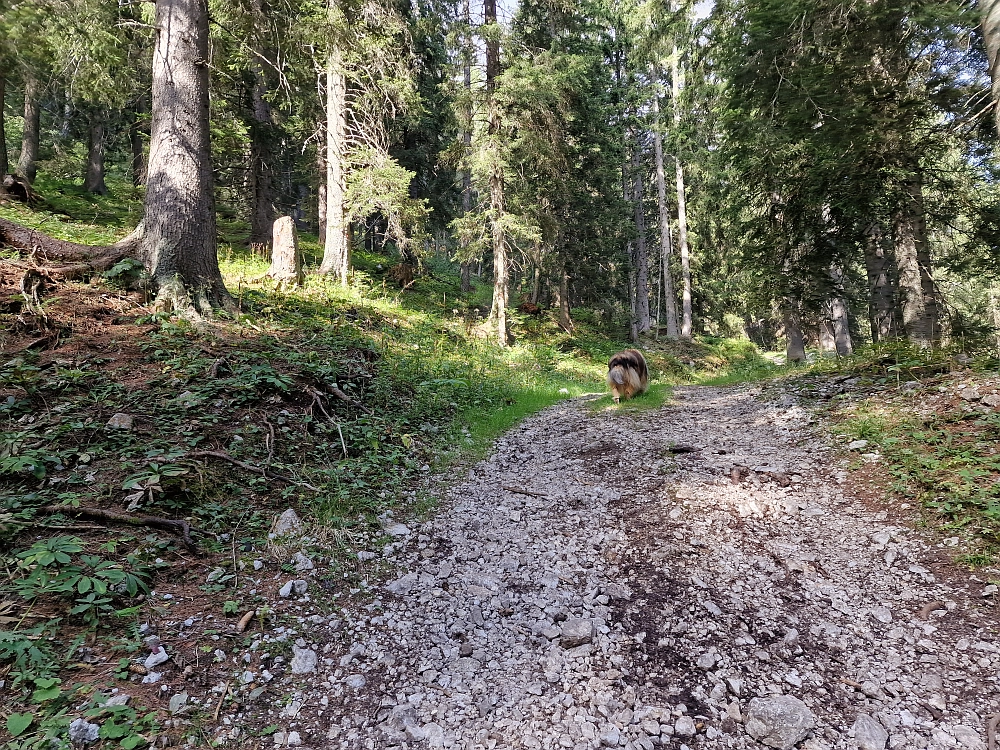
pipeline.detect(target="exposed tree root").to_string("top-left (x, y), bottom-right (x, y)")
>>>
top-left (0, 217), bottom-right (140, 282)
top-left (37, 505), bottom-right (201, 554)
top-left (186, 449), bottom-right (320, 492)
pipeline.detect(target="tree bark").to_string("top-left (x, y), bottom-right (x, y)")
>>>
top-left (829, 266), bottom-right (852, 356)
top-left (652, 88), bottom-right (678, 339)
top-left (552, 261), bottom-right (573, 333)
top-left (632, 145), bottom-right (651, 334)
top-left (316, 140), bottom-right (327, 241)
top-left (484, 0), bottom-right (508, 347)
top-left (894, 178), bottom-right (938, 348)
top-left (266, 216), bottom-right (303, 286)
top-left (863, 223), bottom-right (900, 343)
top-left (129, 97), bottom-right (148, 186)
top-left (248, 61), bottom-right (276, 249)
top-left (672, 34), bottom-right (693, 339)
top-left (84, 111), bottom-right (108, 195)
top-left (18, 73), bottom-right (41, 184)
top-left (319, 4), bottom-right (350, 285)
top-left (0, 217), bottom-right (138, 280)
top-left (982, 0), bottom-right (1000, 135)
top-left (141, 0), bottom-right (231, 313)
top-left (459, 0), bottom-right (473, 295)
top-left (784, 307), bottom-right (806, 363)
top-left (0, 75), bottom-right (10, 179)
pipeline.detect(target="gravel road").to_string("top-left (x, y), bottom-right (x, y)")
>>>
top-left (263, 385), bottom-right (998, 750)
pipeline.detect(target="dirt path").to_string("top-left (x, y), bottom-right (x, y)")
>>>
top-left (257, 385), bottom-right (997, 750)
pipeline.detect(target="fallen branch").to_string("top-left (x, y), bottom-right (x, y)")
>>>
top-left (212, 681), bottom-right (232, 723)
top-left (918, 600), bottom-right (946, 620)
top-left (503, 485), bottom-right (549, 499)
top-left (186, 449), bottom-right (319, 492)
top-left (0, 217), bottom-right (141, 281)
top-left (38, 506), bottom-right (201, 553)
top-left (325, 384), bottom-right (373, 415)
top-left (235, 609), bottom-right (257, 633)
top-left (306, 387), bottom-right (349, 458)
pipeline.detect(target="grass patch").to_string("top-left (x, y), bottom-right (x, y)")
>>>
top-left (586, 383), bottom-right (673, 413)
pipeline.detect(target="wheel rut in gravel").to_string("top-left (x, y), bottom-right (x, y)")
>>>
top-left (292, 385), bottom-right (998, 750)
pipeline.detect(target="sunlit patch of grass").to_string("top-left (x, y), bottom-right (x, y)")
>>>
top-left (587, 383), bottom-right (673, 413)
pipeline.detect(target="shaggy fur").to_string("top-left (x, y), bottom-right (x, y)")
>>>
top-left (607, 349), bottom-right (649, 403)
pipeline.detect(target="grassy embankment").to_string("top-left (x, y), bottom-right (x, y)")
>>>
top-left (0, 174), bottom-right (771, 747)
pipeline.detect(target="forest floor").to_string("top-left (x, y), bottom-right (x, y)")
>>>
top-left (227, 380), bottom-right (998, 750)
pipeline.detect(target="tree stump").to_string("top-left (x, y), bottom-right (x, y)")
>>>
top-left (266, 216), bottom-right (303, 287)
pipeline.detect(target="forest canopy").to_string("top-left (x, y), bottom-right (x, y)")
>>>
top-left (1, 0), bottom-right (998, 354)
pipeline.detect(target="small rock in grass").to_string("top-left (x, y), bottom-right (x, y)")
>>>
top-left (290, 551), bottom-right (313, 573)
top-left (144, 649), bottom-right (169, 670)
top-left (271, 509), bottom-right (303, 537)
top-left (105, 413), bottom-right (133, 431)
top-left (69, 718), bottom-right (101, 745)
top-left (847, 440), bottom-right (869, 451)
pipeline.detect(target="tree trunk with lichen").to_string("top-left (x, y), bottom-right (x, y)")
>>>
top-left (84, 111), bottom-right (108, 195)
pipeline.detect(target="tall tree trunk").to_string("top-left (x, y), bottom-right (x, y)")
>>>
top-left (863, 223), bottom-right (900, 343)
top-left (829, 265), bottom-right (852, 355)
top-left (18, 73), bottom-right (41, 183)
top-left (459, 0), bottom-right (473, 294)
top-left (129, 97), bottom-right (148, 186)
top-left (556, 262), bottom-right (573, 333)
top-left (141, 0), bottom-right (231, 313)
top-left (248, 61), bottom-right (276, 249)
top-left (672, 44), bottom-right (693, 339)
top-left (319, 6), bottom-right (350, 285)
top-left (784, 307), bottom-right (806, 363)
top-left (632, 146), bottom-right (651, 334)
top-left (894, 178), bottom-right (938, 348)
top-left (84, 111), bottom-right (108, 195)
top-left (652, 88), bottom-right (678, 338)
top-left (484, 0), bottom-right (508, 346)
top-left (818, 318), bottom-right (837, 355)
top-left (982, 0), bottom-right (1000, 135)
top-left (0, 75), bottom-right (10, 178)
top-left (627, 258), bottom-right (639, 343)
top-left (316, 140), bottom-right (327, 241)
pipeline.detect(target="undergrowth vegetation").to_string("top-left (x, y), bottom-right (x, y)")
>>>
top-left (787, 341), bottom-right (1000, 565)
top-left (0, 175), bottom-right (772, 748)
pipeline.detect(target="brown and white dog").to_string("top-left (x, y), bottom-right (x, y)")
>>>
top-left (607, 349), bottom-right (649, 404)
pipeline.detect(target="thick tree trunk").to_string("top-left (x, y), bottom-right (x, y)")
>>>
top-left (84, 111), bottom-right (108, 195)
top-left (894, 178), bottom-right (938, 348)
top-left (141, 0), bottom-right (231, 313)
top-left (0, 75), bottom-right (10, 179)
top-left (632, 146), bottom-right (651, 334)
top-left (248, 63), bottom-right (276, 249)
top-left (266, 216), bottom-right (303, 286)
top-left (982, 0), bottom-right (1000, 135)
top-left (784, 307), bottom-right (806, 363)
top-left (818, 319), bottom-right (836, 355)
top-left (129, 97), bottom-right (148, 186)
top-left (319, 11), bottom-right (350, 285)
top-left (484, 0), bottom-right (508, 347)
top-left (18, 73), bottom-right (42, 184)
top-left (652, 90), bottom-right (678, 339)
top-left (863, 224), bottom-right (900, 343)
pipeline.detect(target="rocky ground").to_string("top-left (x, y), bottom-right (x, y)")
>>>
top-left (223, 385), bottom-right (998, 750)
